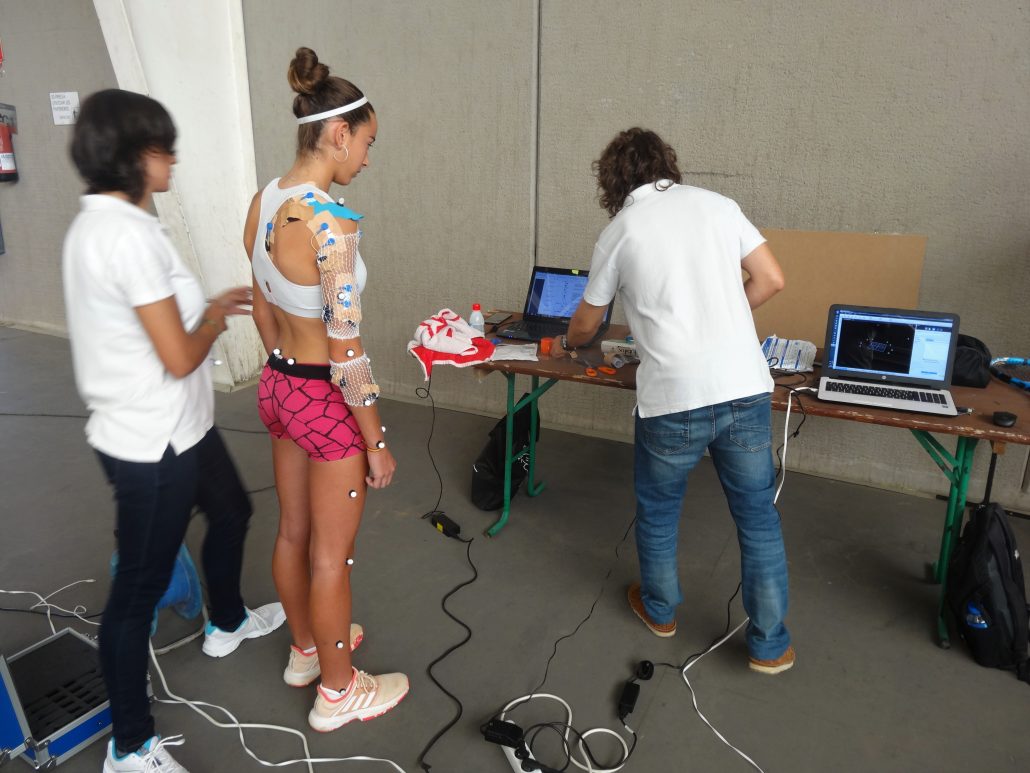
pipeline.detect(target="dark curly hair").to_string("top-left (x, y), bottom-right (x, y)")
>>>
top-left (288, 47), bottom-right (374, 154)
top-left (70, 89), bottom-right (177, 204)
top-left (592, 128), bottom-right (682, 218)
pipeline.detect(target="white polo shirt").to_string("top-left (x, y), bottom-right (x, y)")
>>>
top-left (62, 195), bottom-right (213, 462)
top-left (583, 181), bottom-right (773, 418)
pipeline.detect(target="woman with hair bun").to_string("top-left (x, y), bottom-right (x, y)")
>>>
top-left (243, 47), bottom-right (407, 731)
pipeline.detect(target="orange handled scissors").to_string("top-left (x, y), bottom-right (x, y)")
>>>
top-left (574, 352), bottom-right (616, 377)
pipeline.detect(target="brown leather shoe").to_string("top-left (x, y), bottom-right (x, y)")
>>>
top-left (749, 645), bottom-right (795, 674)
top-left (627, 583), bottom-right (676, 637)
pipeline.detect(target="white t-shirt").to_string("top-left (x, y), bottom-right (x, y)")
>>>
top-left (62, 195), bottom-right (213, 462)
top-left (583, 181), bottom-right (773, 418)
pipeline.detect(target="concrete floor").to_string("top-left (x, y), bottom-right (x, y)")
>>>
top-left (2, 326), bottom-right (1028, 773)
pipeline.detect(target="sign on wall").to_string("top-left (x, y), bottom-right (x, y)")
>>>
top-left (49, 92), bottom-right (79, 125)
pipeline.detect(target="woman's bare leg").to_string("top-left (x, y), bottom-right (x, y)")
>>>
top-left (308, 451), bottom-right (367, 689)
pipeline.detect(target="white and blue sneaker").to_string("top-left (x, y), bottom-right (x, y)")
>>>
top-left (201, 603), bottom-right (286, 658)
top-left (103, 735), bottom-right (187, 773)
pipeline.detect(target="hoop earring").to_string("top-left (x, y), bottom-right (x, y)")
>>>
top-left (332, 145), bottom-right (350, 164)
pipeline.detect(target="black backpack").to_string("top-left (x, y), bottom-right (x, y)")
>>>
top-left (951, 334), bottom-right (993, 388)
top-left (469, 395), bottom-right (540, 511)
top-left (946, 503), bottom-right (1030, 683)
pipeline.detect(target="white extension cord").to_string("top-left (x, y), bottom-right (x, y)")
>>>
top-left (680, 620), bottom-right (767, 773)
top-left (498, 693), bottom-right (631, 773)
top-left (3, 580), bottom-right (408, 773)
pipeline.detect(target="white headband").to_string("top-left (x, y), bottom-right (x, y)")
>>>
top-left (296, 96), bottom-right (369, 125)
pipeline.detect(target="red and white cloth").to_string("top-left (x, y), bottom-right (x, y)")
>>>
top-left (407, 309), bottom-right (496, 380)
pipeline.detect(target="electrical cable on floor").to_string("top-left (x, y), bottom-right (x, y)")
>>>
top-left (147, 642), bottom-right (409, 773)
top-left (411, 376), bottom-right (481, 772)
top-left (0, 606), bottom-right (102, 619)
top-left (524, 514), bottom-right (637, 699)
top-left (0, 580), bottom-right (101, 635)
top-left (414, 377), bottom-right (445, 522)
top-left (415, 536), bottom-right (478, 772)
top-left (10, 581), bottom-right (409, 772)
top-left (479, 515), bottom-right (639, 772)
top-left (772, 385), bottom-right (809, 504)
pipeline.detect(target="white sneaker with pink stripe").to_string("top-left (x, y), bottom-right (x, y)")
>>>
top-left (308, 668), bottom-right (409, 732)
top-left (283, 623), bottom-right (365, 687)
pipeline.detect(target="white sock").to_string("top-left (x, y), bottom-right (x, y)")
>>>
top-left (320, 668), bottom-right (358, 699)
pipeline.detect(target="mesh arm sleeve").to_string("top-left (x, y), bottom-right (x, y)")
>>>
top-left (315, 224), bottom-right (379, 407)
top-left (315, 229), bottom-right (364, 339)
top-left (330, 354), bottom-right (380, 407)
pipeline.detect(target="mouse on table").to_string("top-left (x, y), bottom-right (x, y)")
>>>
top-left (993, 411), bottom-right (1017, 427)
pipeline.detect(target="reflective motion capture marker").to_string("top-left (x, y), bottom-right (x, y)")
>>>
top-left (346, 558), bottom-right (354, 566)
top-left (349, 490), bottom-right (358, 498)
top-left (336, 640), bottom-right (344, 649)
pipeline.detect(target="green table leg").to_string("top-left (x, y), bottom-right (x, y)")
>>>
top-left (526, 376), bottom-right (545, 497)
top-left (910, 431), bottom-right (979, 648)
top-left (485, 373), bottom-right (558, 537)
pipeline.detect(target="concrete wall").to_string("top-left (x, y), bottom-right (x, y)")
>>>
top-left (0, 0), bottom-right (117, 333)
top-left (2, 2), bottom-right (1025, 507)
top-left (243, 1), bottom-right (1028, 509)
top-left (533, 0), bottom-right (1030, 508)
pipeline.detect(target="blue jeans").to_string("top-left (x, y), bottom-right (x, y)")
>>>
top-left (634, 393), bottom-right (790, 660)
top-left (96, 429), bottom-right (251, 754)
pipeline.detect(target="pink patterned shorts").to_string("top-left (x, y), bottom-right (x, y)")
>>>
top-left (257, 357), bottom-right (365, 462)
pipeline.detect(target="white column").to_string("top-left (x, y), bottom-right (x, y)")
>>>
top-left (92, 0), bottom-right (264, 388)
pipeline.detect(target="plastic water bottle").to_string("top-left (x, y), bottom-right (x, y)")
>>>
top-left (469, 303), bottom-right (485, 336)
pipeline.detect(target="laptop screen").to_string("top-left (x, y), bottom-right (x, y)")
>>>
top-left (823, 305), bottom-right (960, 387)
top-left (524, 267), bottom-right (592, 321)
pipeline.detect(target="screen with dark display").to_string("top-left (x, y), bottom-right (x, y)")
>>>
top-left (827, 309), bottom-right (954, 383)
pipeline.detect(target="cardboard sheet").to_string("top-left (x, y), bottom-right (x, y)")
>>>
top-left (750, 229), bottom-right (927, 346)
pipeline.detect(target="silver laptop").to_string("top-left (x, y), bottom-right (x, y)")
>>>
top-left (818, 304), bottom-right (960, 417)
top-left (497, 266), bottom-right (613, 342)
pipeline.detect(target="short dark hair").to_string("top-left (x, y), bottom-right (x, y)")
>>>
top-left (70, 89), bottom-right (177, 203)
top-left (592, 128), bottom-right (682, 218)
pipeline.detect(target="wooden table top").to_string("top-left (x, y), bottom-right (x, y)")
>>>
top-left (475, 313), bottom-right (1030, 447)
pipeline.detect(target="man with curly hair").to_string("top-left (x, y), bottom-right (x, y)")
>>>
top-left (554, 128), bottom-right (794, 674)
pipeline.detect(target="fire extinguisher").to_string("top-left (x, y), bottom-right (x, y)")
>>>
top-left (0, 123), bottom-right (17, 183)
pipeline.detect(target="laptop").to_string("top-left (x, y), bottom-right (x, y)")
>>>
top-left (497, 266), bottom-right (613, 342)
top-left (818, 304), bottom-right (960, 417)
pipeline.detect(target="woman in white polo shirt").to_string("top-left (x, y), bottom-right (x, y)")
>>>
top-left (557, 127), bottom-right (794, 674)
top-left (62, 89), bottom-right (284, 773)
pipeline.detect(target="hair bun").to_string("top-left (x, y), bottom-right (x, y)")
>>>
top-left (288, 47), bottom-right (331, 96)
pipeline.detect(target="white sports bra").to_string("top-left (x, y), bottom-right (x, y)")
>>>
top-left (251, 179), bottom-right (367, 318)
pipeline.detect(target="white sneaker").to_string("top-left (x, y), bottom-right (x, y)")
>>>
top-left (284, 623), bottom-right (364, 687)
top-left (308, 668), bottom-right (409, 732)
top-left (103, 735), bottom-right (187, 773)
top-left (202, 603), bottom-right (286, 658)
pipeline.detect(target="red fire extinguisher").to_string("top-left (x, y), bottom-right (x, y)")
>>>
top-left (0, 123), bottom-right (17, 183)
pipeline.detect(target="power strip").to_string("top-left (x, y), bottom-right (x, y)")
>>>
top-left (502, 745), bottom-right (542, 773)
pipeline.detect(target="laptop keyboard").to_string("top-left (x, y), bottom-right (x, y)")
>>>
top-left (825, 381), bottom-right (947, 405)
top-left (504, 320), bottom-right (566, 338)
